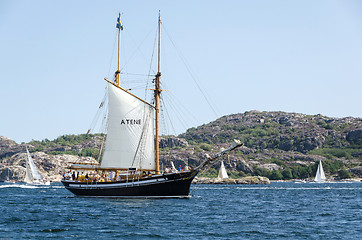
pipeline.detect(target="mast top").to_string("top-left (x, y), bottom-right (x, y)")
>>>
top-left (115, 12), bottom-right (123, 87)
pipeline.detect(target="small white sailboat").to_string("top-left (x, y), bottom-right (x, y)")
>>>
top-left (24, 147), bottom-right (50, 185)
top-left (217, 161), bottom-right (229, 179)
top-left (170, 161), bottom-right (177, 172)
top-left (314, 160), bottom-right (326, 182)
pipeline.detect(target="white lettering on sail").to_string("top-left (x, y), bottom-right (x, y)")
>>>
top-left (120, 119), bottom-right (142, 125)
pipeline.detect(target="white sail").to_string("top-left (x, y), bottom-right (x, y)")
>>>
top-left (24, 147), bottom-right (44, 183)
top-left (314, 160), bottom-right (326, 182)
top-left (101, 83), bottom-right (155, 170)
top-left (24, 156), bottom-right (32, 183)
top-left (218, 161), bottom-right (229, 179)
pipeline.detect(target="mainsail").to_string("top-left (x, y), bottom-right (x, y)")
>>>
top-left (25, 147), bottom-right (44, 183)
top-left (314, 160), bottom-right (326, 182)
top-left (218, 161), bottom-right (229, 179)
top-left (101, 83), bottom-right (155, 170)
top-left (24, 159), bottom-right (32, 183)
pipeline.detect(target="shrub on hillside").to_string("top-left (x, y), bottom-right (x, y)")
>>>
top-left (338, 169), bottom-right (351, 179)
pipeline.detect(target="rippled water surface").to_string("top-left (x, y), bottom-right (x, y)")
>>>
top-left (0, 182), bottom-right (361, 239)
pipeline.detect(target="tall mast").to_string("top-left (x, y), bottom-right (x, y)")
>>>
top-left (115, 12), bottom-right (123, 87)
top-left (154, 11), bottom-right (161, 174)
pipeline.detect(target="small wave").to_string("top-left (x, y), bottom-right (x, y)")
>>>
top-left (40, 228), bottom-right (69, 233)
top-left (190, 195), bottom-right (201, 198)
top-left (191, 186), bottom-right (234, 190)
top-left (236, 186), bottom-right (361, 190)
top-left (4, 216), bottom-right (22, 223)
top-left (0, 184), bottom-right (48, 189)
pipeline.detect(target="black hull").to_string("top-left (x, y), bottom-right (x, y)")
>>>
top-left (61, 170), bottom-right (198, 198)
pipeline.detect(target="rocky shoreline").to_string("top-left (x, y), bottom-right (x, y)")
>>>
top-left (1, 110), bottom-right (361, 183)
top-left (192, 176), bottom-right (270, 184)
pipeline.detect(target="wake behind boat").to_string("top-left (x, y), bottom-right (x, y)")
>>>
top-left (61, 13), bottom-right (242, 197)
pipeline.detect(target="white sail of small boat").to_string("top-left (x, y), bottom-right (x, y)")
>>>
top-left (314, 160), bottom-right (326, 182)
top-left (24, 147), bottom-right (50, 185)
top-left (170, 161), bottom-right (177, 172)
top-left (218, 161), bottom-right (229, 179)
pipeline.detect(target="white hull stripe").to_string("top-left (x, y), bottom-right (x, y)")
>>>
top-left (67, 177), bottom-right (168, 189)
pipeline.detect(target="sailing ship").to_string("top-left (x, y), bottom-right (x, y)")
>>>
top-left (314, 160), bottom-right (326, 182)
top-left (24, 147), bottom-right (50, 185)
top-left (61, 13), bottom-right (242, 198)
top-left (217, 161), bottom-right (229, 179)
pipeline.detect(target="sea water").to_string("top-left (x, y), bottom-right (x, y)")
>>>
top-left (0, 182), bottom-right (361, 239)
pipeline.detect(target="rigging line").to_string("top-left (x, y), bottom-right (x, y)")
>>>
top-left (160, 97), bottom-right (177, 136)
top-left (98, 108), bottom-right (109, 163)
top-left (118, 76), bottom-right (151, 80)
top-left (97, 134), bottom-right (106, 163)
top-left (161, 93), bottom-right (190, 133)
top-left (190, 157), bottom-right (220, 195)
top-left (159, 97), bottom-right (170, 136)
top-left (145, 26), bottom-right (158, 101)
top-left (131, 106), bottom-right (152, 169)
top-left (107, 32), bottom-right (118, 78)
top-left (160, 86), bottom-right (199, 129)
top-left (120, 26), bottom-right (157, 74)
top-left (161, 24), bottom-right (220, 118)
top-left (120, 80), bottom-right (151, 84)
top-left (164, 97), bottom-right (192, 132)
top-left (87, 89), bottom-right (108, 134)
top-left (118, 80), bottom-right (149, 84)
top-left (161, 81), bottom-right (192, 123)
top-left (120, 72), bottom-right (154, 77)
top-left (122, 84), bottom-right (149, 90)
top-left (163, 86), bottom-right (199, 125)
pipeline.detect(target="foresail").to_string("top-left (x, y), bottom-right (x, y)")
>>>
top-left (101, 83), bottom-right (155, 170)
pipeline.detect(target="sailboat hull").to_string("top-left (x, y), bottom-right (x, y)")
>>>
top-left (61, 170), bottom-right (198, 198)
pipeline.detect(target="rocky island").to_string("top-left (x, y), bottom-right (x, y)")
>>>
top-left (1, 111), bottom-right (361, 183)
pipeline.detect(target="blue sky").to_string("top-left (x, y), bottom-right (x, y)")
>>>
top-left (1, 0), bottom-right (361, 143)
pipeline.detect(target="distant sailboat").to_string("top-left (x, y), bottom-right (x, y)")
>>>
top-left (218, 161), bottom-right (229, 179)
top-left (314, 160), bottom-right (326, 182)
top-left (24, 147), bottom-right (50, 185)
top-left (170, 161), bottom-right (177, 172)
